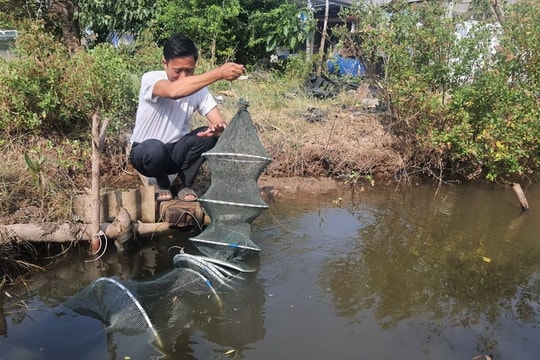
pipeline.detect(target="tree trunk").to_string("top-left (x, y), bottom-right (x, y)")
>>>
top-left (48, 0), bottom-right (81, 52)
top-left (316, 0), bottom-right (330, 76)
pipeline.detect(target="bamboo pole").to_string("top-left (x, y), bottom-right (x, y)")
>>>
top-left (0, 219), bottom-right (173, 246)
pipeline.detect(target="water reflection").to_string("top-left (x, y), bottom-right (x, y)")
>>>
top-left (323, 184), bottom-right (539, 327)
top-left (0, 234), bottom-right (266, 359)
top-left (0, 182), bottom-right (539, 359)
top-left (317, 183), bottom-right (540, 357)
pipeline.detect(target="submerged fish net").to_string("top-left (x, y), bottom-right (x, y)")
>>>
top-left (65, 252), bottom-right (251, 348)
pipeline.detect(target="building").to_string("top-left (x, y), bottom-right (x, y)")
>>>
top-left (306, 0), bottom-right (520, 56)
top-left (0, 30), bottom-right (17, 60)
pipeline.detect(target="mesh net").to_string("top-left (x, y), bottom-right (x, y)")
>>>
top-left (191, 99), bottom-right (272, 260)
top-left (64, 253), bottom-right (247, 348)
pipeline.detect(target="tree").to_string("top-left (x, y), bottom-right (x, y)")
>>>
top-left (316, 0), bottom-right (329, 75)
top-left (154, 0), bottom-right (242, 63)
top-left (2, 0), bottom-right (314, 65)
top-left (48, 0), bottom-right (80, 52)
top-left (248, 3), bottom-right (314, 55)
top-left (76, 0), bottom-right (159, 44)
top-left (0, 0), bottom-right (39, 27)
top-left (0, 0), bottom-right (81, 52)
top-left (0, 0), bottom-right (158, 51)
top-left (153, 0), bottom-right (314, 65)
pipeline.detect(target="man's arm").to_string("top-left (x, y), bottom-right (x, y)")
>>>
top-left (154, 62), bottom-right (245, 99)
top-left (197, 107), bottom-right (226, 138)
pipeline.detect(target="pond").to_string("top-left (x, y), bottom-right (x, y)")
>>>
top-left (1, 181), bottom-right (539, 360)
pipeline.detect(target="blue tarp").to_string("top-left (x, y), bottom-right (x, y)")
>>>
top-left (327, 55), bottom-right (365, 77)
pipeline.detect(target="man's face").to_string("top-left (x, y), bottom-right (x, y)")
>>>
top-left (163, 56), bottom-right (196, 82)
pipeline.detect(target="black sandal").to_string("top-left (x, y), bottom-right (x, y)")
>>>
top-left (156, 188), bottom-right (173, 201)
top-left (177, 187), bottom-right (198, 202)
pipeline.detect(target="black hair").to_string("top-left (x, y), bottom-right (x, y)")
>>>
top-left (163, 34), bottom-right (199, 63)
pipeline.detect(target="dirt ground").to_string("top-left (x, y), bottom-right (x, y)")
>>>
top-left (104, 163), bottom-right (344, 204)
top-left (258, 175), bottom-right (341, 195)
top-left (260, 109), bottom-right (403, 181)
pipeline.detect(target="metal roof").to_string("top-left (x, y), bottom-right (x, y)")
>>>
top-left (309, 0), bottom-right (411, 7)
top-left (0, 30), bottom-right (17, 41)
top-left (310, 0), bottom-right (520, 8)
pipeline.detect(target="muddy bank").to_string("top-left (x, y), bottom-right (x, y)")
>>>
top-left (0, 101), bottom-right (401, 227)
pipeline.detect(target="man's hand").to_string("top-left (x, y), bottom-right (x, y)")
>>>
top-left (218, 62), bottom-right (245, 81)
top-left (197, 121), bottom-right (227, 138)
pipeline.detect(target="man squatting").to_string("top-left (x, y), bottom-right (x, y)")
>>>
top-left (130, 34), bottom-right (245, 202)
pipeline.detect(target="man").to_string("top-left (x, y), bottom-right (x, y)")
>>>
top-left (130, 34), bottom-right (245, 201)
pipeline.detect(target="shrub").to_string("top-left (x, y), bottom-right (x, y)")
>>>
top-left (0, 22), bottom-right (68, 133)
top-left (332, 0), bottom-right (540, 181)
top-left (59, 43), bottom-right (137, 133)
top-left (0, 21), bottom-right (138, 135)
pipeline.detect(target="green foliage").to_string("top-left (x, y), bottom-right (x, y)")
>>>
top-left (436, 0), bottom-right (540, 180)
top-left (76, 0), bottom-right (159, 43)
top-left (24, 151), bottom-right (46, 189)
top-left (333, 0), bottom-right (540, 181)
top-left (0, 0), bottom-right (37, 28)
top-left (2, 0), bottom-right (315, 68)
top-left (154, 0), bottom-right (242, 63)
top-left (0, 21), bottom-right (137, 135)
top-left (59, 43), bottom-right (138, 132)
top-left (283, 52), bottom-right (314, 83)
top-left (344, 171), bottom-right (375, 187)
top-left (153, 0), bottom-right (313, 65)
top-left (443, 69), bottom-right (540, 181)
top-left (52, 138), bottom-right (89, 172)
top-left (248, 3), bottom-right (314, 53)
top-left (0, 22), bottom-right (68, 133)
top-left (117, 30), bottom-right (162, 74)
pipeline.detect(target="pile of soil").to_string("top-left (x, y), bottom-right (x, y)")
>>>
top-left (263, 108), bottom-right (403, 180)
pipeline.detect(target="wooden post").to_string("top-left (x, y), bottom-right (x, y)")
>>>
top-left (90, 113), bottom-right (109, 254)
top-left (0, 293), bottom-right (6, 336)
top-left (512, 183), bottom-right (529, 212)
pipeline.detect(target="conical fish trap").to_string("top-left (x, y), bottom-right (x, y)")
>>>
top-left (190, 100), bottom-right (272, 260)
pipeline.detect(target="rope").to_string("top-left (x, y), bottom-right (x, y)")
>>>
top-left (85, 230), bottom-right (108, 262)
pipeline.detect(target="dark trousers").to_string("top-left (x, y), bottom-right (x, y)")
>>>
top-left (129, 126), bottom-right (217, 189)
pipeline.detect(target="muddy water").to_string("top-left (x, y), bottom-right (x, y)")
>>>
top-left (1, 182), bottom-right (539, 360)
